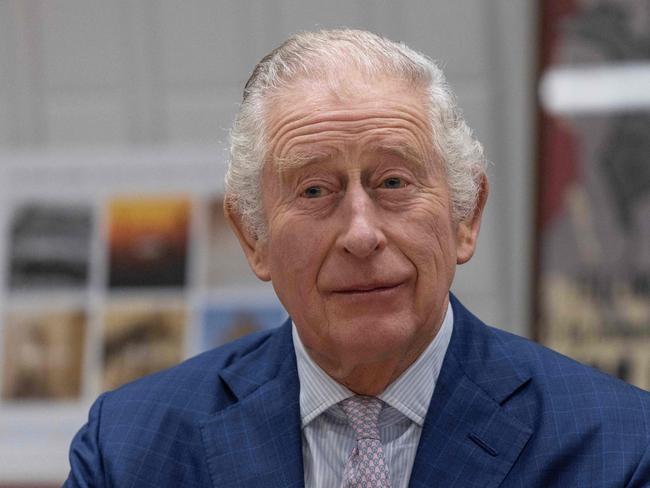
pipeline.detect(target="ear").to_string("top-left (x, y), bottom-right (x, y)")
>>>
top-left (455, 174), bottom-right (489, 265)
top-left (223, 196), bottom-right (271, 281)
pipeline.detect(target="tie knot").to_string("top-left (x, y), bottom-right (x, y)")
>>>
top-left (340, 396), bottom-right (383, 441)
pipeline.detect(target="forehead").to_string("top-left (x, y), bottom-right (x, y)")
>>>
top-left (264, 74), bottom-right (435, 166)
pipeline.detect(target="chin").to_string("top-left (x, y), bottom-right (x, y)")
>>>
top-left (330, 318), bottom-right (414, 358)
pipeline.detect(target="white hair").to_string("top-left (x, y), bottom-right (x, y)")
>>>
top-left (226, 29), bottom-right (486, 238)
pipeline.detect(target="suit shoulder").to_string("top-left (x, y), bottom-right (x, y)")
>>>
top-left (451, 296), bottom-right (650, 419)
top-left (67, 326), bottom-right (287, 488)
top-left (483, 323), bottom-right (650, 412)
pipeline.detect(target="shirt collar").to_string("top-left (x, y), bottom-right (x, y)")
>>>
top-left (292, 300), bottom-right (454, 428)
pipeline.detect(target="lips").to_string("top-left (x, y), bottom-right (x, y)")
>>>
top-left (331, 282), bottom-right (403, 294)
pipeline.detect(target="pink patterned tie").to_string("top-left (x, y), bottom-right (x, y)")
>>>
top-left (340, 396), bottom-right (392, 487)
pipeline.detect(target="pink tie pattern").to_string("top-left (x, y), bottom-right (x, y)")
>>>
top-left (340, 396), bottom-right (392, 487)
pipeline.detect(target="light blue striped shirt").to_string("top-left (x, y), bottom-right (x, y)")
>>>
top-left (292, 301), bottom-right (453, 488)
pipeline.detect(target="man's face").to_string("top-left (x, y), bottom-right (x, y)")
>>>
top-left (233, 74), bottom-right (484, 378)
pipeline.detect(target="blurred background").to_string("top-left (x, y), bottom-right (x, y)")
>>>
top-left (0, 0), bottom-right (648, 485)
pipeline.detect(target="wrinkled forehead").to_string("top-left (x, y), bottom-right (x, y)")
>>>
top-left (262, 72), bottom-right (438, 170)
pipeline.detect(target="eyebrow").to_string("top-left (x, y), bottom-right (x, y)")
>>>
top-left (371, 143), bottom-right (427, 167)
top-left (274, 150), bottom-right (334, 171)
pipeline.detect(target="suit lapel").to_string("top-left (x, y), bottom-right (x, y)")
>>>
top-left (199, 321), bottom-right (304, 488)
top-left (409, 296), bottom-right (533, 487)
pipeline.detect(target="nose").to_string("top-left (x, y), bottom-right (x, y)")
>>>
top-left (337, 185), bottom-right (387, 258)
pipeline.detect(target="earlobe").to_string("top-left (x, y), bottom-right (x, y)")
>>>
top-left (223, 196), bottom-right (271, 281)
top-left (456, 174), bottom-right (489, 265)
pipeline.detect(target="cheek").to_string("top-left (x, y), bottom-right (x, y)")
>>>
top-left (397, 212), bottom-right (456, 269)
top-left (267, 222), bottom-right (331, 331)
top-left (268, 219), bottom-right (326, 289)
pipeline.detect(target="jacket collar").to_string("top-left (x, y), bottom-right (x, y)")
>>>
top-left (409, 294), bottom-right (533, 487)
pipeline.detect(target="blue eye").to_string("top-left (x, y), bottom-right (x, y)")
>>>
top-left (382, 177), bottom-right (404, 189)
top-left (303, 186), bottom-right (323, 198)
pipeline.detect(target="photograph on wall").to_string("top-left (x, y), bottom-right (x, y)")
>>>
top-left (537, 0), bottom-right (650, 390)
top-left (1, 309), bottom-right (86, 400)
top-left (7, 202), bottom-right (92, 290)
top-left (102, 301), bottom-right (186, 390)
top-left (107, 196), bottom-right (191, 288)
top-left (205, 196), bottom-right (262, 288)
top-left (200, 299), bottom-right (287, 352)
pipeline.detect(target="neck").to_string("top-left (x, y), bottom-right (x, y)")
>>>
top-left (304, 336), bottom-right (432, 396)
top-left (338, 362), bottom-right (406, 396)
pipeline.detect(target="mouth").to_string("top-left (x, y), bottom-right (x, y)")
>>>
top-left (333, 282), bottom-right (403, 295)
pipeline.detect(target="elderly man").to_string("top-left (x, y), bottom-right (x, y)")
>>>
top-left (66, 30), bottom-right (650, 487)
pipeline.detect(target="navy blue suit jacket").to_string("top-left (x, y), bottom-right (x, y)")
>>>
top-left (66, 296), bottom-right (650, 487)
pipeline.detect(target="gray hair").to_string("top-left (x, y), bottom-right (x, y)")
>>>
top-left (226, 29), bottom-right (486, 238)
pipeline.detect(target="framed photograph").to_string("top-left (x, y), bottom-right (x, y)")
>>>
top-left (7, 202), bottom-right (92, 290)
top-left (102, 301), bottom-right (186, 390)
top-left (107, 196), bottom-right (191, 288)
top-left (2, 309), bottom-right (86, 400)
top-left (200, 298), bottom-right (287, 352)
